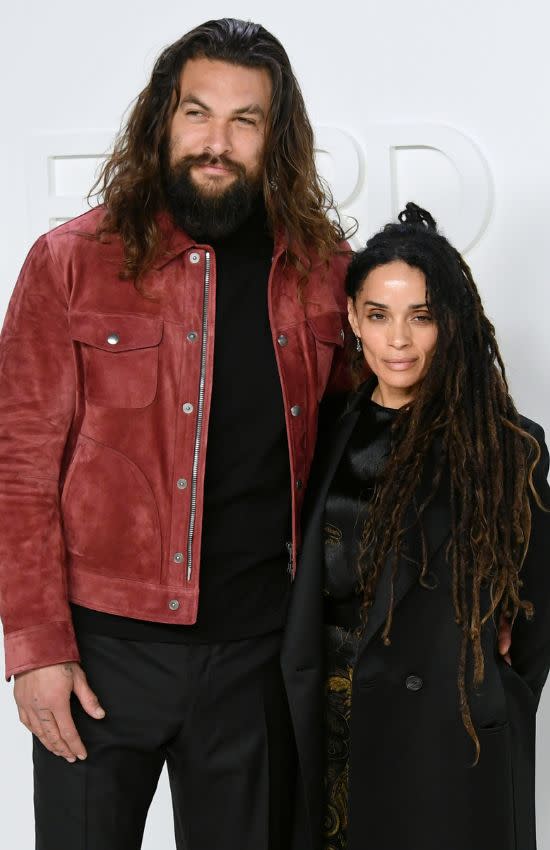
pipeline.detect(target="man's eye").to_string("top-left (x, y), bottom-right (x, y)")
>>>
top-left (236, 116), bottom-right (255, 126)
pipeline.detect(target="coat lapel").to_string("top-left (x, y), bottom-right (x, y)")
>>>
top-left (283, 402), bottom-right (361, 662)
top-left (357, 444), bottom-right (452, 653)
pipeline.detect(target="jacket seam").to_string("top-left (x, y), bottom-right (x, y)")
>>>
top-left (5, 619), bottom-right (72, 639)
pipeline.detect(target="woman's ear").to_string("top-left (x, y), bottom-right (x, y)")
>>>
top-left (347, 296), bottom-right (360, 339)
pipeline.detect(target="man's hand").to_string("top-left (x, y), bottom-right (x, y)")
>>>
top-left (498, 613), bottom-right (512, 665)
top-left (14, 662), bottom-right (105, 762)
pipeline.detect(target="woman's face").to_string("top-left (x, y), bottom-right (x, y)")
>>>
top-left (348, 260), bottom-right (438, 408)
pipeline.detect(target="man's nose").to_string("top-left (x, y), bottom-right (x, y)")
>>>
top-left (204, 120), bottom-right (232, 157)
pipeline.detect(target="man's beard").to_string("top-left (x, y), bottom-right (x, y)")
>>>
top-left (162, 152), bottom-right (262, 240)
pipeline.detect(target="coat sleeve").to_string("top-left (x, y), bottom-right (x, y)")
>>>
top-left (509, 420), bottom-right (550, 706)
top-left (0, 234), bottom-right (80, 680)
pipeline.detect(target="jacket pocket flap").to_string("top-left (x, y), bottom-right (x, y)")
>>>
top-left (69, 312), bottom-right (163, 352)
top-left (306, 311), bottom-right (345, 346)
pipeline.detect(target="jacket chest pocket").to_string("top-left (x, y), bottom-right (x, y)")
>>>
top-left (69, 312), bottom-right (163, 409)
top-left (306, 311), bottom-right (345, 400)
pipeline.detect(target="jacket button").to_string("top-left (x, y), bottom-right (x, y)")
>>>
top-left (296, 479), bottom-right (303, 489)
top-left (277, 334), bottom-right (288, 347)
top-left (106, 333), bottom-right (120, 345)
top-left (290, 405), bottom-right (301, 417)
top-left (189, 252), bottom-right (200, 264)
top-left (173, 552), bottom-right (184, 564)
top-left (187, 331), bottom-right (198, 342)
top-left (405, 675), bottom-right (423, 692)
top-left (168, 599), bottom-right (180, 611)
top-left (177, 478), bottom-right (187, 490)
top-left (182, 403), bottom-right (194, 414)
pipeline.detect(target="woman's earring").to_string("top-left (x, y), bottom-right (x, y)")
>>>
top-left (356, 336), bottom-right (362, 352)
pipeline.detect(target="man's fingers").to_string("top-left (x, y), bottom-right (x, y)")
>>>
top-left (30, 707), bottom-right (79, 762)
top-left (51, 705), bottom-right (88, 760)
top-left (27, 712), bottom-right (61, 756)
top-left (17, 706), bottom-right (32, 733)
top-left (72, 670), bottom-right (105, 720)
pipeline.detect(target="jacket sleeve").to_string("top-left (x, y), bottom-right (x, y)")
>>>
top-left (324, 245), bottom-right (352, 398)
top-left (509, 420), bottom-right (550, 706)
top-left (0, 234), bottom-right (80, 680)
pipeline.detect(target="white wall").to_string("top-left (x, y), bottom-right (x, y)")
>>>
top-left (1, 0), bottom-right (549, 845)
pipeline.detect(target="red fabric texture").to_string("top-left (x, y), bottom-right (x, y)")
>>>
top-left (0, 208), bottom-right (350, 678)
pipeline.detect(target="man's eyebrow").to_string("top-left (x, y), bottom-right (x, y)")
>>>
top-left (178, 96), bottom-right (265, 120)
top-left (232, 104), bottom-right (265, 119)
top-left (179, 94), bottom-right (211, 111)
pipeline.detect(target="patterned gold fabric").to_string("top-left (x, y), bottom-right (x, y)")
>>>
top-left (324, 625), bottom-right (360, 850)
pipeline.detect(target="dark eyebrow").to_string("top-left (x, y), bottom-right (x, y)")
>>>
top-left (179, 95), bottom-right (264, 119)
top-left (363, 300), bottom-right (429, 309)
top-left (232, 104), bottom-right (265, 119)
top-left (180, 94), bottom-right (211, 111)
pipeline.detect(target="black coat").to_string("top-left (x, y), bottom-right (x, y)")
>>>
top-left (281, 383), bottom-right (550, 850)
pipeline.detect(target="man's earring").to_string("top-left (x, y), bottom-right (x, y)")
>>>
top-left (356, 336), bottom-right (362, 352)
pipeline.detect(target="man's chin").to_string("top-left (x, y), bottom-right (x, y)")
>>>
top-left (190, 171), bottom-right (237, 198)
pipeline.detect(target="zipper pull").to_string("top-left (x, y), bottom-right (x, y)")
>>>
top-left (286, 541), bottom-right (294, 578)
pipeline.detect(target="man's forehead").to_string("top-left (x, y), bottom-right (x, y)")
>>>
top-left (178, 57), bottom-right (272, 105)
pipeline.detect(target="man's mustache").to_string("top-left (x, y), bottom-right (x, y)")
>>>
top-left (176, 152), bottom-right (247, 178)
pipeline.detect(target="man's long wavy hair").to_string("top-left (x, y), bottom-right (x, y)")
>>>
top-left (347, 203), bottom-right (544, 762)
top-left (91, 18), bottom-right (346, 283)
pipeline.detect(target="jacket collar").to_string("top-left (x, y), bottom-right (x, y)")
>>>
top-left (153, 209), bottom-right (288, 270)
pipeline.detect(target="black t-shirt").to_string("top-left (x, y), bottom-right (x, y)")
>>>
top-left (72, 203), bottom-right (292, 642)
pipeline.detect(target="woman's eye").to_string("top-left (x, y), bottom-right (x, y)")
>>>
top-left (412, 314), bottom-right (433, 323)
top-left (368, 312), bottom-right (386, 321)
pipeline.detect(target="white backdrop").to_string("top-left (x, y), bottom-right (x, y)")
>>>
top-left (1, 0), bottom-right (549, 845)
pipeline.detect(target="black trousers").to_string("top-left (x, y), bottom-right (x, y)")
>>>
top-left (33, 630), bottom-right (296, 850)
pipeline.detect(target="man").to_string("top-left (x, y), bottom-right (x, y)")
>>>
top-left (0, 18), bottom-right (350, 850)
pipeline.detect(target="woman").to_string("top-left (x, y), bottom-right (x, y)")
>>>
top-left (281, 204), bottom-right (550, 850)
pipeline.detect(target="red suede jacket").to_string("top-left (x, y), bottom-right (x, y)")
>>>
top-left (0, 208), bottom-right (350, 678)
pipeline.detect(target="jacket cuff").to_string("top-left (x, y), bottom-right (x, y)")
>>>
top-left (4, 620), bottom-right (80, 680)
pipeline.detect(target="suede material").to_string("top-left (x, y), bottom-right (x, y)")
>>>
top-left (0, 207), bottom-right (349, 679)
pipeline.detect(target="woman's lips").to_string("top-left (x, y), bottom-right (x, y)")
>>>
top-left (383, 359), bottom-right (418, 371)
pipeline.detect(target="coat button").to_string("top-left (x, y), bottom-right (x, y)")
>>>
top-left (168, 599), bottom-right (180, 611)
top-left (182, 403), bottom-right (194, 414)
top-left (187, 331), bottom-right (198, 342)
top-left (173, 552), bottom-right (184, 564)
top-left (106, 333), bottom-right (120, 345)
top-left (290, 405), bottom-right (301, 417)
top-left (405, 675), bottom-right (423, 692)
top-left (296, 479), bottom-right (303, 489)
top-left (277, 334), bottom-right (288, 347)
top-left (420, 571), bottom-right (439, 590)
top-left (189, 252), bottom-right (200, 264)
top-left (177, 478), bottom-right (187, 490)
